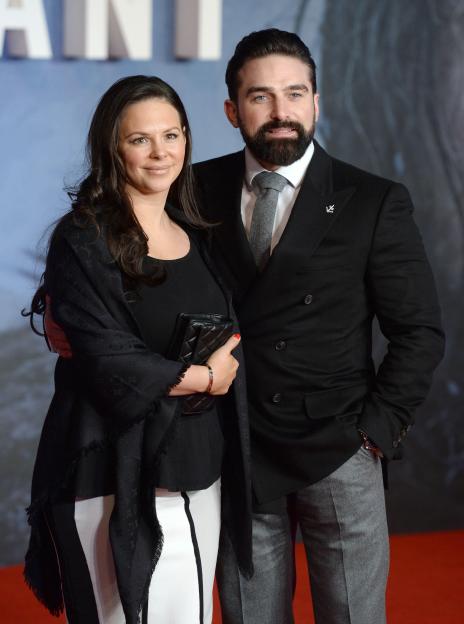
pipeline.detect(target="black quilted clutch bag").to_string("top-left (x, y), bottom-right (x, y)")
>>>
top-left (167, 313), bottom-right (234, 415)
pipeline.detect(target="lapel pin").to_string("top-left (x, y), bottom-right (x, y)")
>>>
top-left (326, 204), bottom-right (335, 213)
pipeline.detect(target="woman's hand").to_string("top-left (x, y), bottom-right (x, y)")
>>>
top-left (168, 334), bottom-right (241, 396)
top-left (206, 333), bottom-right (241, 395)
top-left (45, 295), bottom-right (73, 358)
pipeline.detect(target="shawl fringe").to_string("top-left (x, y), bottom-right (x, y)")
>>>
top-left (23, 563), bottom-right (64, 617)
top-left (134, 399), bottom-right (185, 620)
top-left (165, 362), bottom-right (191, 394)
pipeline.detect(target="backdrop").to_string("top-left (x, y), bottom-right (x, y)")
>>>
top-left (1, 0), bottom-right (463, 566)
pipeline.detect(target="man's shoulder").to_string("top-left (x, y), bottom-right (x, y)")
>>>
top-left (322, 150), bottom-right (414, 216)
top-left (194, 150), bottom-right (244, 178)
top-left (323, 147), bottom-right (400, 196)
top-left (331, 155), bottom-right (392, 188)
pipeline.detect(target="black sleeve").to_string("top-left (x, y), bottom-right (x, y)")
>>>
top-left (358, 183), bottom-right (445, 459)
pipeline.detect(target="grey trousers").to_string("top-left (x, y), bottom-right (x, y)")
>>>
top-left (217, 446), bottom-right (389, 624)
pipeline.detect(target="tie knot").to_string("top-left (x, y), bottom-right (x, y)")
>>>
top-left (253, 171), bottom-right (288, 194)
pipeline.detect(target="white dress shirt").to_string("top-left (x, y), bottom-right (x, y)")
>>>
top-left (241, 141), bottom-right (315, 253)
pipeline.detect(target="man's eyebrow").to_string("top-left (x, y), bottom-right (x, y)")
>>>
top-left (245, 84), bottom-right (310, 97)
top-left (285, 84), bottom-right (309, 92)
top-left (245, 85), bottom-right (274, 96)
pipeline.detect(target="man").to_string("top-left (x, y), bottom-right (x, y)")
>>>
top-left (193, 29), bottom-right (445, 624)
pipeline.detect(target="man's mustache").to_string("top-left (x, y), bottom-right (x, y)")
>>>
top-left (257, 120), bottom-right (306, 135)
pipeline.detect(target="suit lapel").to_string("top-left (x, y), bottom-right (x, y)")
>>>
top-left (272, 145), bottom-right (355, 267)
top-left (242, 142), bottom-right (356, 307)
top-left (201, 143), bottom-right (356, 310)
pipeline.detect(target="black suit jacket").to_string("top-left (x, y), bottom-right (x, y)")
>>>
top-left (194, 141), bottom-right (445, 504)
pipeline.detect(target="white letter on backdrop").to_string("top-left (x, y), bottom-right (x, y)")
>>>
top-left (0, 0), bottom-right (52, 59)
top-left (63, 0), bottom-right (152, 60)
top-left (175, 0), bottom-right (222, 60)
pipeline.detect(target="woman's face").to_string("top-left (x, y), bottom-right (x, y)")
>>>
top-left (118, 97), bottom-right (186, 202)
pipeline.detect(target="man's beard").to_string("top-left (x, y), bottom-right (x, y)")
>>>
top-left (238, 118), bottom-right (315, 166)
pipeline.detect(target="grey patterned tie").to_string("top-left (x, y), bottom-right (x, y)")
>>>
top-left (249, 171), bottom-right (288, 270)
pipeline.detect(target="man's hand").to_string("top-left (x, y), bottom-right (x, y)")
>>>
top-left (45, 295), bottom-right (73, 358)
top-left (359, 430), bottom-right (384, 459)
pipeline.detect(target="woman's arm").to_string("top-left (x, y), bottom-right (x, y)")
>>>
top-left (169, 334), bottom-right (241, 396)
top-left (45, 228), bottom-right (241, 408)
top-left (46, 229), bottom-right (185, 425)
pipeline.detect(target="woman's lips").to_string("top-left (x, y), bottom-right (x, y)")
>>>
top-left (144, 166), bottom-right (170, 173)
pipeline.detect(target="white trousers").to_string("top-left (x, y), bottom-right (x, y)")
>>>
top-left (71, 478), bottom-right (221, 623)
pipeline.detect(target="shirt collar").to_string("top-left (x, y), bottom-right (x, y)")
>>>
top-left (245, 141), bottom-right (315, 191)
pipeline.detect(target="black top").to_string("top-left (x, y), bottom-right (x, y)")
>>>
top-left (130, 235), bottom-right (228, 491)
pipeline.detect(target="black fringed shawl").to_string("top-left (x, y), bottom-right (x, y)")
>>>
top-left (24, 213), bottom-right (253, 623)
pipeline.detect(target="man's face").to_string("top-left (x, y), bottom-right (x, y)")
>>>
top-left (225, 54), bottom-right (319, 170)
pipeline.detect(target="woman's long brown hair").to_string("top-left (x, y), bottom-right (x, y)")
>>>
top-left (25, 75), bottom-right (208, 331)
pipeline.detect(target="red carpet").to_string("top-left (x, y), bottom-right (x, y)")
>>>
top-left (1, 531), bottom-right (463, 623)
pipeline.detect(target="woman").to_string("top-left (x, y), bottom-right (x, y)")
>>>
top-left (24, 75), bottom-right (252, 624)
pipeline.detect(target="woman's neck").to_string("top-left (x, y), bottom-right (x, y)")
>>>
top-left (129, 191), bottom-right (188, 260)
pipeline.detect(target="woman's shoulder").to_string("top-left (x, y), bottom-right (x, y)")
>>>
top-left (51, 210), bottom-right (104, 249)
top-left (45, 210), bottom-right (118, 297)
top-left (47, 209), bottom-right (114, 276)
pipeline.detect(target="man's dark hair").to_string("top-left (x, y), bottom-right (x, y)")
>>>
top-left (225, 28), bottom-right (317, 101)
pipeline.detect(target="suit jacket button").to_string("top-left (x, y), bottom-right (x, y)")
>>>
top-left (272, 393), bottom-right (282, 404)
top-left (304, 294), bottom-right (313, 305)
top-left (275, 340), bottom-right (287, 351)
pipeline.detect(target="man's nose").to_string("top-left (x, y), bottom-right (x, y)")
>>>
top-left (270, 97), bottom-right (289, 121)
